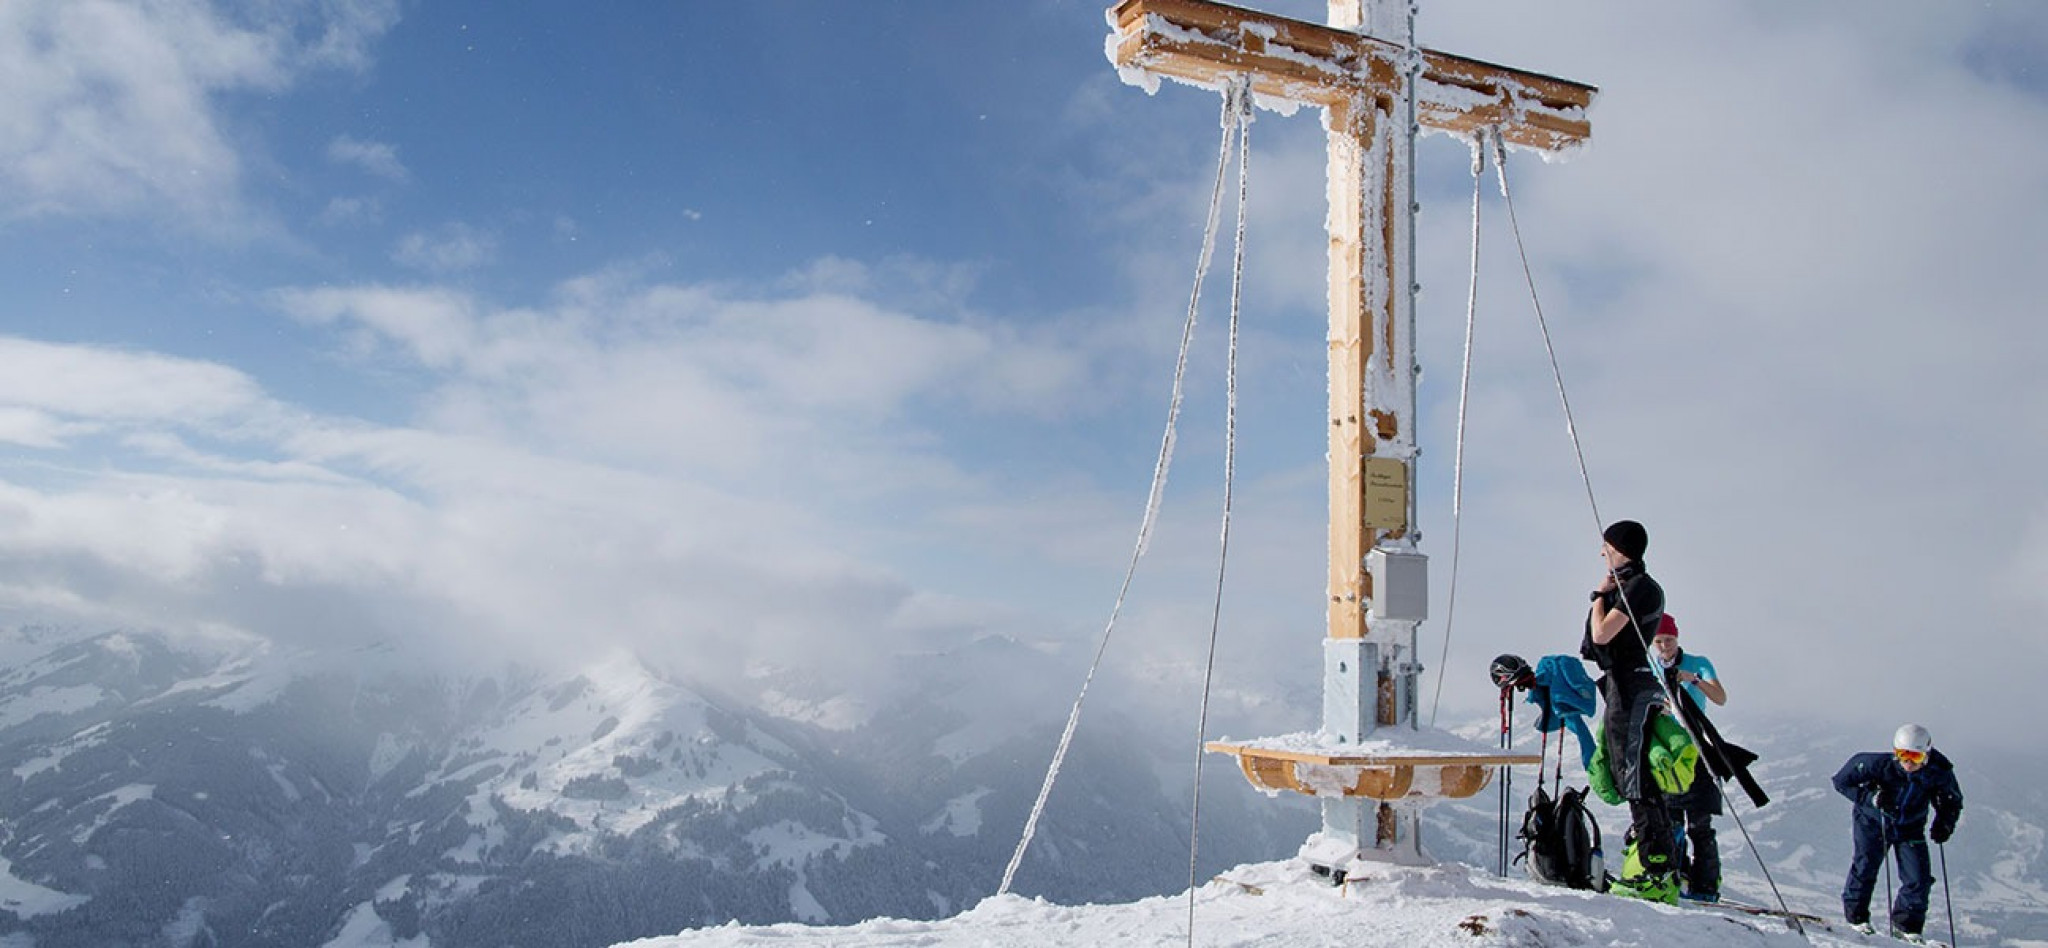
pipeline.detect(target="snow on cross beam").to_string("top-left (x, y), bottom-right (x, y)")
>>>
top-left (1205, 739), bottom-right (1540, 800)
top-left (1106, 0), bottom-right (1596, 153)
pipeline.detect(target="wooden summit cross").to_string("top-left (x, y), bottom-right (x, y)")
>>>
top-left (1105, 0), bottom-right (1595, 867)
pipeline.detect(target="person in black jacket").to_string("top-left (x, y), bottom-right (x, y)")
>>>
top-left (1579, 519), bottom-right (1673, 902)
top-left (1832, 724), bottom-right (1964, 942)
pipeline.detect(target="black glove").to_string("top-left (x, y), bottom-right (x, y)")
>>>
top-left (1932, 826), bottom-right (1952, 845)
top-left (1873, 785), bottom-right (1896, 812)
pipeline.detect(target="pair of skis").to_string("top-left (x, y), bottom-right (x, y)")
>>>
top-left (1694, 899), bottom-right (1948, 946)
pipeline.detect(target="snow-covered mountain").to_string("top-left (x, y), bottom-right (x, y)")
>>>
top-left (0, 626), bottom-right (1308, 947)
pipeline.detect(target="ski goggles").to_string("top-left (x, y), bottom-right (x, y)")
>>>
top-left (1894, 748), bottom-right (1927, 765)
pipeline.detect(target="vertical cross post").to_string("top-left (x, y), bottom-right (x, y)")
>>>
top-left (1322, 0), bottom-right (1424, 858)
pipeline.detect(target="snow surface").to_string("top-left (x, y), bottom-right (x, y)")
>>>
top-left (1219, 727), bottom-right (1521, 759)
top-left (460, 650), bottom-right (792, 853)
top-left (613, 858), bottom-right (1890, 948)
top-left (0, 682), bottom-right (104, 731)
top-left (757, 688), bottom-right (868, 732)
top-left (70, 784), bottom-right (155, 846)
top-left (921, 787), bottom-right (994, 838)
top-left (9, 722), bottom-right (105, 780)
top-left (0, 854), bottom-right (87, 918)
top-left (322, 899), bottom-right (429, 948)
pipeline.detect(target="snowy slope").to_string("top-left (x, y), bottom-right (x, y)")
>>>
top-left (613, 857), bottom-right (1891, 948)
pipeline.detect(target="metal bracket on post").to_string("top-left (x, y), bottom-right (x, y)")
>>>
top-left (1318, 638), bottom-right (1378, 867)
top-left (1324, 640), bottom-right (1379, 746)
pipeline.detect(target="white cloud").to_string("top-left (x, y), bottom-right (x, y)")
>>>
top-left (0, 407), bottom-right (88, 449)
top-left (295, 0), bottom-right (401, 71)
top-left (275, 285), bottom-right (484, 370)
top-left (0, 260), bottom-right (1120, 681)
top-left (317, 195), bottom-right (382, 226)
top-left (0, 336), bottom-right (271, 431)
top-left (326, 135), bottom-right (408, 182)
top-left (392, 224), bottom-right (499, 273)
top-left (278, 264), bottom-right (1097, 467)
top-left (0, 0), bottom-right (398, 227)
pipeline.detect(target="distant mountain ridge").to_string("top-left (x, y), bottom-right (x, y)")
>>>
top-left (0, 626), bottom-right (1303, 948)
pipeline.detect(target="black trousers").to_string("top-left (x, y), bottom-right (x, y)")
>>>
top-left (1673, 803), bottom-right (1719, 894)
top-left (1629, 792), bottom-right (1676, 874)
top-left (1843, 811), bottom-right (1932, 934)
top-left (1603, 672), bottom-right (1674, 875)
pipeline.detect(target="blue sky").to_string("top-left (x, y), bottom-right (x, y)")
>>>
top-left (2, 1), bottom-right (2046, 751)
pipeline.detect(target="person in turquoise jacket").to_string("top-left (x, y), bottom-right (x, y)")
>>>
top-left (1652, 615), bottom-right (1726, 902)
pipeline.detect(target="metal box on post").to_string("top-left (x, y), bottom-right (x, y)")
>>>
top-left (1366, 550), bottom-right (1427, 622)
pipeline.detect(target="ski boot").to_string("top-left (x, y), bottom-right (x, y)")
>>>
top-left (1848, 921), bottom-right (1876, 936)
top-left (1610, 838), bottom-right (1679, 904)
top-left (1609, 871), bottom-right (1679, 904)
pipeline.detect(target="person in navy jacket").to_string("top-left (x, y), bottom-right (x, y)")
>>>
top-left (1831, 723), bottom-right (1964, 941)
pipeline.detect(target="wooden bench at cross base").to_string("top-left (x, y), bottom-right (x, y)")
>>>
top-left (1206, 741), bottom-right (1541, 800)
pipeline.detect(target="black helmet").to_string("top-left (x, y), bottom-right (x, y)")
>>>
top-left (1489, 654), bottom-right (1533, 689)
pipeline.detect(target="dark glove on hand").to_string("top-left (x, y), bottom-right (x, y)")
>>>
top-left (1873, 785), bottom-right (1896, 811)
top-left (1932, 827), bottom-right (1952, 844)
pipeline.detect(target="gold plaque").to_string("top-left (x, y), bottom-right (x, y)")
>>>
top-left (1363, 457), bottom-right (1408, 530)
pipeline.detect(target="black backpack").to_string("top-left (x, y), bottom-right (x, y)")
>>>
top-left (1515, 785), bottom-right (1607, 891)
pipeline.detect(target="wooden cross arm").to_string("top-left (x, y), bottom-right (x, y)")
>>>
top-left (1205, 741), bottom-right (1539, 799)
top-left (1108, 0), bottom-right (1399, 107)
top-left (1419, 49), bottom-right (1595, 150)
top-left (1107, 0), bottom-right (1595, 152)
top-left (1204, 741), bottom-right (1541, 768)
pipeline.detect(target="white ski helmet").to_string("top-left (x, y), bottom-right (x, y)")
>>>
top-left (1894, 723), bottom-right (1933, 755)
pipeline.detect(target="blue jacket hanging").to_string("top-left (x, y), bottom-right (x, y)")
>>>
top-left (1523, 654), bottom-right (1598, 769)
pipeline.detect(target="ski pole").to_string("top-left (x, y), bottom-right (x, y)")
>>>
top-left (1498, 687), bottom-right (1512, 877)
top-left (1880, 813), bottom-right (1895, 930)
top-left (1883, 843), bottom-right (1894, 931)
top-left (1939, 841), bottom-right (1956, 947)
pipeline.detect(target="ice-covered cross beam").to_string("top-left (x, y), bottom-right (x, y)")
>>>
top-left (1107, 0), bottom-right (1595, 153)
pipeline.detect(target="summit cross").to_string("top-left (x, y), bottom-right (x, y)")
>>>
top-left (1106, 0), bottom-right (1595, 862)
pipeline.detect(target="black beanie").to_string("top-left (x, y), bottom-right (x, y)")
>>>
top-left (1603, 520), bottom-right (1648, 562)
